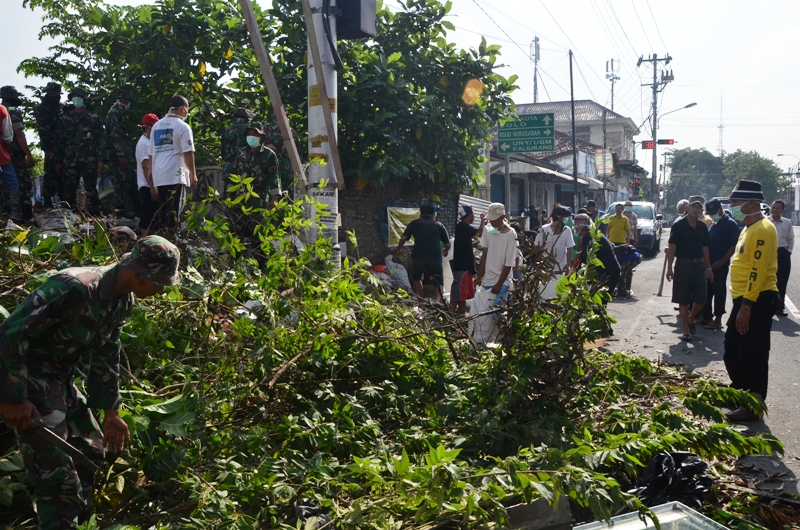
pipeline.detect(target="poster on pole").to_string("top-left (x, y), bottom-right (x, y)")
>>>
top-left (387, 207), bottom-right (420, 246)
top-left (595, 148), bottom-right (614, 178)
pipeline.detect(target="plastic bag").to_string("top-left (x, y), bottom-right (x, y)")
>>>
top-left (469, 287), bottom-right (500, 345)
top-left (385, 255), bottom-right (412, 292)
top-left (630, 451), bottom-right (713, 510)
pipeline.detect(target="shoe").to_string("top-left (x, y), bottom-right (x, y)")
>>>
top-left (776, 310), bottom-right (788, 317)
top-left (704, 323), bottom-right (722, 330)
top-left (680, 333), bottom-right (692, 341)
top-left (725, 407), bottom-right (759, 422)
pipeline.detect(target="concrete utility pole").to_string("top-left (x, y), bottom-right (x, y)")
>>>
top-left (303, 0), bottom-right (341, 254)
top-left (638, 53), bottom-right (673, 195)
top-left (569, 50), bottom-right (579, 209)
top-left (606, 58), bottom-right (620, 111)
top-left (531, 37), bottom-right (540, 103)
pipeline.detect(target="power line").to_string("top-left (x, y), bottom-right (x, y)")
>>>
top-left (469, 0), bottom-right (531, 60)
top-left (602, 0), bottom-right (638, 57)
top-left (573, 57), bottom-right (597, 101)
top-left (629, 0), bottom-right (654, 51)
top-left (645, 0), bottom-right (668, 51)
top-left (473, 0), bottom-right (568, 52)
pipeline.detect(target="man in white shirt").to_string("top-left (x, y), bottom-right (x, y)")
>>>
top-left (477, 203), bottom-right (517, 300)
top-left (770, 200), bottom-right (794, 317)
top-left (147, 95), bottom-right (197, 232)
top-left (534, 205), bottom-right (575, 273)
top-left (136, 113), bottom-right (159, 236)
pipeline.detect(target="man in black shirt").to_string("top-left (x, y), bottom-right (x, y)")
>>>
top-left (666, 195), bottom-right (713, 341)
top-left (395, 203), bottom-right (450, 301)
top-left (449, 205), bottom-right (478, 313)
top-left (574, 214), bottom-right (620, 298)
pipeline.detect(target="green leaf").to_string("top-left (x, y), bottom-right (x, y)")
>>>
top-left (158, 411), bottom-right (196, 437)
top-left (142, 394), bottom-right (186, 414)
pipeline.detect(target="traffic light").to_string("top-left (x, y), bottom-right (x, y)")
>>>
top-left (657, 139), bottom-right (675, 145)
top-left (642, 141), bottom-right (654, 149)
top-left (634, 177), bottom-right (641, 194)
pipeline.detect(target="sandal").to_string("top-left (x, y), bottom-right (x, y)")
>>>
top-left (680, 333), bottom-right (692, 341)
top-left (704, 324), bottom-right (722, 330)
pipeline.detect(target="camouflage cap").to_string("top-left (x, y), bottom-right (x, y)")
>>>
top-left (246, 122), bottom-right (266, 136)
top-left (233, 108), bottom-right (252, 120)
top-left (113, 88), bottom-right (133, 101)
top-left (0, 86), bottom-right (20, 99)
top-left (119, 235), bottom-right (181, 287)
top-left (45, 82), bottom-right (62, 94)
top-left (67, 87), bottom-right (90, 100)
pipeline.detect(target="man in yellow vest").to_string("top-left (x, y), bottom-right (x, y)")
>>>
top-left (723, 180), bottom-right (779, 422)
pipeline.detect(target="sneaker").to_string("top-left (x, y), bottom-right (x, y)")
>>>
top-left (725, 407), bottom-right (759, 422)
top-left (776, 309), bottom-right (788, 317)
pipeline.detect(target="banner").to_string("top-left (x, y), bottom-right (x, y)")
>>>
top-left (387, 207), bottom-right (420, 246)
top-left (596, 148), bottom-right (614, 178)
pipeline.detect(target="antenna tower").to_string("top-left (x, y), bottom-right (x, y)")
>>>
top-left (606, 59), bottom-right (620, 111)
top-left (531, 36), bottom-right (540, 103)
top-left (717, 90), bottom-right (724, 157)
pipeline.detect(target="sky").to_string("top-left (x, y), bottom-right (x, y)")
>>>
top-left (3, 0), bottom-right (800, 177)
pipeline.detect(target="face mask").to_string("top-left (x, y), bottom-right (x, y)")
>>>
top-left (246, 135), bottom-right (261, 148)
top-left (729, 203), bottom-right (762, 221)
top-left (485, 225), bottom-right (501, 235)
top-left (72, 97), bottom-right (84, 108)
top-left (710, 213), bottom-right (721, 223)
top-left (123, 101), bottom-right (131, 111)
top-left (624, 206), bottom-right (632, 212)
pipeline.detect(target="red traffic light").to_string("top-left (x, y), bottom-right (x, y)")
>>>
top-left (642, 141), bottom-right (654, 149)
top-left (635, 178), bottom-right (641, 184)
top-left (657, 139), bottom-right (675, 145)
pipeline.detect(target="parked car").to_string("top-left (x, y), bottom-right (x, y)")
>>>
top-left (608, 201), bottom-right (663, 256)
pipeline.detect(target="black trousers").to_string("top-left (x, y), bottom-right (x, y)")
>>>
top-left (702, 264), bottom-right (729, 320)
top-left (138, 186), bottom-right (158, 232)
top-left (777, 247), bottom-right (792, 311)
top-left (157, 184), bottom-right (185, 231)
top-left (723, 291), bottom-right (778, 399)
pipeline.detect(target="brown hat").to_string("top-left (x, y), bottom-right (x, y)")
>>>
top-left (687, 195), bottom-right (705, 206)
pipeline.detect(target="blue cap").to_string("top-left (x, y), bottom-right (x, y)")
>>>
top-left (458, 204), bottom-right (473, 220)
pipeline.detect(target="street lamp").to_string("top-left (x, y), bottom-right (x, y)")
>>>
top-left (657, 102), bottom-right (697, 129)
top-left (652, 102), bottom-right (696, 204)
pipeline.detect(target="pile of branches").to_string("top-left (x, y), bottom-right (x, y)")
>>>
top-left (0, 198), bottom-right (792, 530)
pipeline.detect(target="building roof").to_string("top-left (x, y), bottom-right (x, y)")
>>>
top-left (515, 100), bottom-right (627, 123)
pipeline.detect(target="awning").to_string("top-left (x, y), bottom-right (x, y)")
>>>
top-left (501, 159), bottom-right (589, 186)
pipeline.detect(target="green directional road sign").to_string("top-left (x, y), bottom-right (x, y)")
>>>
top-left (497, 113), bottom-right (555, 154)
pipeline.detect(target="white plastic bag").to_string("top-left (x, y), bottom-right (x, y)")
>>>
top-left (385, 255), bottom-right (412, 292)
top-left (540, 273), bottom-right (564, 300)
top-left (469, 287), bottom-right (500, 345)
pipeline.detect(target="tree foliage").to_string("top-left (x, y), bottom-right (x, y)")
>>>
top-left (17, 0), bottom-right (516, 186)
top-left (0, 199), bottom-right (784, 529)
top-left (666, 148), bottom-right (792, 210)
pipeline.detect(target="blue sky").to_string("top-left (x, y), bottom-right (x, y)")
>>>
top-left (4, 0), bottom-right (800, 176)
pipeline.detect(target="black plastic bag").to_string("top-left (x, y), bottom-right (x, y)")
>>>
top-left (290, 499), bottom-right (332, 529)
top-left (631, 451), bottom-right (714, 510)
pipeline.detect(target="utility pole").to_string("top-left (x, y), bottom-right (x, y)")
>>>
top-left (638, 53), bottom-right (674, 196)
top-left (606, 58), bottom-right (620, 111)
top-left (569, 50), bottom-right (579, 209)
top-left (531, 37), bottom-right (540, 103)
top-left (717, 90), bottom-right (725, 157)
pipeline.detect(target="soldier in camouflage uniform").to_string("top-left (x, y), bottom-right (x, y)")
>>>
top-left (220, 108), bottom-right (252, 181)
top-left (106, 88), bottom-right (137, 217)
top-left (229, 123), bottom-right (282, 237)
top-left (262, 120), bottom-right (296, 194)
top-left (1, 86), bottom-right (37, 219)
top-left (34, 82), bottom-right (66, 207)
top-left (55, 87), bottom-right (107, 214)
top-left (0, 235), bottom-right (181, 530)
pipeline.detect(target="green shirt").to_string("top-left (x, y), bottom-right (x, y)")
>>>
top-left (0, 265), bottom-right (134, 409)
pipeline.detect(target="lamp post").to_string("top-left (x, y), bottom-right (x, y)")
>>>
top-left (653, 102), bottom-right (696, 205)
top-left (777, 154), bottom-right (800, 213)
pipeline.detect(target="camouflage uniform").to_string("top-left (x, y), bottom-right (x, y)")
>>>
top-left (34, 82), bottom-right (66, 207)
top-left (220, 108), bottom-right (251, 179)
top-left (0, 235), bottom-right (181, 530)
top-left (261, 121), bottom-right (295, 191)
top-left (230, 134), bottom-right (282, 237)
top-left (106, 89), bottom-right (137, 215)
top-left (55, 88), bottom-right (107, 213)
top-left (1, 87), bottom-right (34, 218)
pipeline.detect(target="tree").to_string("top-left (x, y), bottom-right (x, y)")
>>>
top-left (665, 148), bottom-right (724, 210)
top-left (17, 0), bottom-right (516, 186)
top-left (721, 150), bottom-right (792, 202)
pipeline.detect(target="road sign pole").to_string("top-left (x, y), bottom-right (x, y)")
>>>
top-left (504, 155), bottom-right (511, 212)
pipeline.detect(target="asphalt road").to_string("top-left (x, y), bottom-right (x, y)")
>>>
top-left (606, 226), bottom-right (800, 493)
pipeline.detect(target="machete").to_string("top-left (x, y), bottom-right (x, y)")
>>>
top-left (28, 421), bottom-right (101, 472)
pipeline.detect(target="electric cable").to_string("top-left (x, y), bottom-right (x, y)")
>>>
top-left (322, 0), bottom-right (343, 71)
top-left (629, 0), bottom-right (654, 52)
top-left (645, 0), bottom-right (668, 52)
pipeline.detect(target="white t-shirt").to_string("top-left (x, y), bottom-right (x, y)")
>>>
top-left (148, 115), bottom-right (194, 186)
top-left (534, 223), bottom-right (575, 272)
top-left (480, 225), bottom-right (518, 288)
top-left (135, 134), bottom-right (150, 189)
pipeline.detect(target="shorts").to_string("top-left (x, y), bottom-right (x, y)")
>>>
top-left (450, 271), bottom-right (475, 303)
top-left (671, 261), bottom-right (707, 306)
top-left (411, 257), bottom-right (444, 287)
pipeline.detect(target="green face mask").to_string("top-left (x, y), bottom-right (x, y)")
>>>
top-left (710, 213), bottom-right (721, 223)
